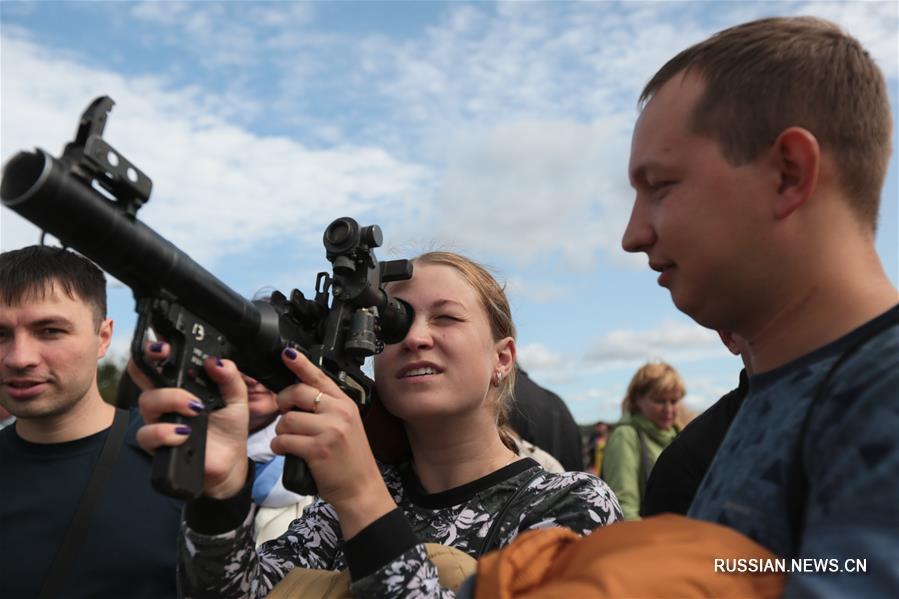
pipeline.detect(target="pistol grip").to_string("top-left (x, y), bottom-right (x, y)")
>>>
top-left (282, 454), bottom-right (318, 496)
top-left (151, 412), bottom-right (208, 499)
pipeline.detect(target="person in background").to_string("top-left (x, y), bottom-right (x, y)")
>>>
top-left (0, 246), bottom-right (181, 599)
top-left (641, 331), bottom-right (750, 517)
top-left (601, 361), bottom-right (685, 519)
top-left (240, 374), bottom-right (314, 545)
top-left (584, 421), bottom-right (611, 477)
top-left (508, 366), bottom-right (583, 471)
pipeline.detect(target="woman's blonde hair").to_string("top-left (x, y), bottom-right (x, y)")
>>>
top-left (413, 252), bottom-right (519, 451)
top-left (621, 361), bottom-right (686, 416)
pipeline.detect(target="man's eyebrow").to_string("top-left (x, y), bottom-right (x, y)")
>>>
top-left (30, 317), bottom-right (75, 328)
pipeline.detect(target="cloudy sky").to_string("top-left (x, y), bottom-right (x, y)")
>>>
top-left (2, 1), bottom-right (896, 423)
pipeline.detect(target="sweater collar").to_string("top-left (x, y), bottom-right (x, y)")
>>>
top-left (401, 457), bottom-right (540, 509)
top-left (623, 412), bottom-right (678, 444)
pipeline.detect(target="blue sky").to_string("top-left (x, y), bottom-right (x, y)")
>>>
top-left (2, 1), bottom-right (897, 423)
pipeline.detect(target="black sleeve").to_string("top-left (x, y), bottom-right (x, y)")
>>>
top-left (185, 460), bottom-right (255, 534)
top-left (343, 508), bottom-right (420, 581)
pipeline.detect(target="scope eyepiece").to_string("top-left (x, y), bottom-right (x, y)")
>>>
top-left (324, 217), bottom-right (384, 258)
top-left (324, 217), bottom-right (357, 254)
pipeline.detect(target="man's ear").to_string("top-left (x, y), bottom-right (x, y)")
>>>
top-left (97, 318), bottom-right (113, 359)
top-left (769, 127), bottom-right (820, 220)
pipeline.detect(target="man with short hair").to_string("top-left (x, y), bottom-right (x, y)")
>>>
top-left (0, 245), bottom-right (181, 598)
top-left (622, 16), bottom-right (898, 595)
top-left (463, 16), bottom-right (898, 599)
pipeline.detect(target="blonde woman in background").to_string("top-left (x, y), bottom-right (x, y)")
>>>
top-left (602, 361), bottom-right (685, 519)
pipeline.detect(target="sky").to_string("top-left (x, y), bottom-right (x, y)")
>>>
top-left (1, 1), bottom-right (897, 424)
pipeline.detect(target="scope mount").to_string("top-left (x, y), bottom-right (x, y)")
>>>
top-left (60, 95), bottom-right (152, 218)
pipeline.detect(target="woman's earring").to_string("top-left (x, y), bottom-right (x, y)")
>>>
top-left (493, 372), bottom-right (503, 387)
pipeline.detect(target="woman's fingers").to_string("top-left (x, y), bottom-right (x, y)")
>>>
top-left (201, 356), bottom-right (247, 408)
top-left (135, 421), bottom-right (191, 454)
top-left (277, 384), bottom-right (329, 413)
top-left (269, 432), bottom-right (322, 462)
top-left (280, 348), bottom-right (344, 397)
top-left (274, 408), bottom-right (331, 438)
top-left (125, 340), bottom-right (171, 391)
top-left (138, 387), bottom-right (205, 424)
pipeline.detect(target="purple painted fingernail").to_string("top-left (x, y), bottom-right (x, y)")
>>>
top-left (283, 348), bottom-right (297, 360)
top-left (150, 342), bottom-right (164, 352)
top-left (188, 400), bottom-right (204, 413)
top-left (175, 426), bottom-right (192, 435)
top-left (215, 357), bottom-right (224, 367)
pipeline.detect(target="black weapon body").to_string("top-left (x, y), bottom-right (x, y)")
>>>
top-left (1, 97), bottom-right (414, 499)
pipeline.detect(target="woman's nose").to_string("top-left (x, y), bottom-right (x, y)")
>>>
top-left (400, 318), bottom-right (434, 351)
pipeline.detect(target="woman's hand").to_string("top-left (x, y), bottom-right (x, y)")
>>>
top-left (134, 342), bottom-right (250, 499)
top-left (273, 348), bottom-right (396, 538)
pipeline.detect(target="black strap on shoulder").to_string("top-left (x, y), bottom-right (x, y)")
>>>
top-left (37, 407), bottom-right (130, 599)
top-left (786, 309), bottom-right (899, 553)
top-left (477, 467), bottom-right (544, 557)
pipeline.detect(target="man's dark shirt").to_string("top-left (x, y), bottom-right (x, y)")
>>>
top-left (641, 370), bottom-right (748, 517)
top-left (509, 368), bottom-right (584, 471)
top-left (0, 410), bottom-right (183, 598)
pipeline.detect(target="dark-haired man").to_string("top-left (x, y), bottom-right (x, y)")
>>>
top-left (622, 16), bottom-right (899, 595)
top-left (0, 245), bottom-right (181, 598)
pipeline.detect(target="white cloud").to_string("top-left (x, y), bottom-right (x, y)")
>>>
top-left (585, 319), bottom-right (725, 366)
top-left (517, 319), bottom-right (731, 394)
top-left (517, 342), bottom-right (566, 373)
top-left (1, 34), bottom-right (431, 271)
top-left (346, 1), bottom-right (898, 272)
top-left (425, 117), bottom-right (633, 269)
top-left (505, 276), bottom-right (571, 305)
top-left (566, 386), bottom-right (624, 424)
top-left (129, 1), bottom-right (316, 69)
top-left (10, 2), bottom-right (889, 279)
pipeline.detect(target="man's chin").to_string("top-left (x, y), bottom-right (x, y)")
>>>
top-left (1, 396), bottom-right (58, 420)
top-left (671, 293), bottom-right (722, 331)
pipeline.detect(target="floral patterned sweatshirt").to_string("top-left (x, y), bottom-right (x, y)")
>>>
top-left (179, 457), bottom-right (622, 598)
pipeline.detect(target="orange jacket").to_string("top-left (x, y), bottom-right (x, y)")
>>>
top-left (475, 514), bottom-right (784, 598)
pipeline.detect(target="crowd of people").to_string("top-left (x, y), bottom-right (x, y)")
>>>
top-left (1, 15), bottom-right (896, 599)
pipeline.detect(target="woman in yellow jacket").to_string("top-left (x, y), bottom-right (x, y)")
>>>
top-left (602, 362), bottom-right (685, 520)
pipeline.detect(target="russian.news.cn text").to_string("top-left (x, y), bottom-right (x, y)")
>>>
top-left (714, 558), bottom-right (867, 574)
